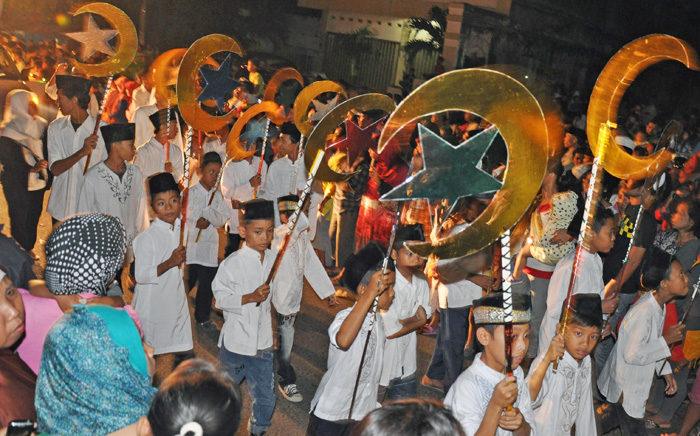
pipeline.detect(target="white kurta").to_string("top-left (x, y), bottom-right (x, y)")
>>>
top-left (77, 162), bottom-right (149, 264)
top-left (445, 353), bottom-right (536, 436)
top-left (437, 277), bottom-right (483, 310)
top-left (46, 113), bottom-right (107, 221)
top-left (202, 136), bottom-right (228, 167)
top-left (310, 308), bottom-right (385, 421)
top-left (597, 292), bottom-right (671, 418)
top-left (132, 104), bottom-right (183, 152)
top-left (132, 218), bottom-right (193, 354)
top-left (220, 157), bottom-right (267, 234)
top-left (270, 214), bottom-right (335, 316)
top-left (134, 137), bottom-right (184, 183)
top-left (539, 250), bottom-right (604, 355)
top-left (527, 351), bottom-right (595, 435)
top-left (184, 183), bottom-right (229, 267)
top-left (212, 243), bottom-right (276, 356)
top-left (379, 271), bottom-right (432, 386)
top-left (264, 156), bottom-right (307, 227)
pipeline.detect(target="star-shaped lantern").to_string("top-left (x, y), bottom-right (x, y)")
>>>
top-left (381, 124), bottom-right (502, 203)
top-left (239, 116), bottom-right (269, 146)
top-left (326, 116), bottom-right (384, 166)
top-left (65, 15), bottom-right (119, 61)
top-left (197, 54), bottom-right (240, 113)
top-left (309, 94), bottom-right (340, 122)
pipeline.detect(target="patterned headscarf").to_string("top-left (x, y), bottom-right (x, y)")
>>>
top-left (45, 213), bottom-right (126, 296)
top-left (36, 305), bottom-right (155, 436)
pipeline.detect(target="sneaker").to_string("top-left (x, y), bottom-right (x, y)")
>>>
top-left (278, 383), bottom-right (303, 402)
top-left (197, 320), bottom-right (219, 333)
top-left (250, 432), bottom-right (266, 436)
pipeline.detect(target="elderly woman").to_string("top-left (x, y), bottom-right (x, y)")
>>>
top-left (0, 89), bottom-right (48, 254)
top-left (36, 305), bottom-right (156, 436)
top-left (18, 213), bottom-right (136, 374)
top-left (0, 267), bottom-right (36, 428)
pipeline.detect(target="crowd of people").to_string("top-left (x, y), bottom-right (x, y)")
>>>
top-left (2, 30), bottom-right (700, 436)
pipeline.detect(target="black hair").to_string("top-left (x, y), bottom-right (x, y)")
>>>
top-left (342, 241), bottom-right (386, 292)
top-left (349, 399), bottom-right (465, 436)
top-left (669, 197), bottom-right (700, 237)
top-left (640, 254), bottom-right (676, 290)
top-left (392, 224), bottom-right (425, 251)
top-left (147, 359), bottom-right (242, 436)
top-left (61, 82), bottom-right (90, 110)
top-left (359, 259), bottom-right (395, 289)
top-left (559, 301), bottom-right (603, 330)
top-left (200, 151), bottom-right (222, 169)
top-left (591, 204), bottom-right (615, 233)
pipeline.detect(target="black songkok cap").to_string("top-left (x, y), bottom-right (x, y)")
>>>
top-left (565, 293), bottom-right (603, 327)
top-left (148, 172), bottom-right (180, 196)
top-left (149, 107), bottom-right (178, 130)
top-left (242, 199), bottom-right (274, 221)
top-left (55, 74), bottom-right (92, 97)
top-left (277, 194), bottom-right (299, 213)
top-left (473, 292), bottom-right (531, 325)
top-left (100, 123), bottom-right (135, 145)
top-left (343, 241), bottom-right (385, 292)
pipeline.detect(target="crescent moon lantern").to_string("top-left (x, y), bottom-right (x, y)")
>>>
top-left (227, 101), bottom-right (280, 161)
top-left (378, 69), bottom-right (550, 259)
top-left (293, 80), bottom-right (347, 137)
top-left (150, 48), bottom-right (186, 105)
top-left (177, 34), bottom-right (245, 132)
top-left (587, 34), bottom-right (699, 179)
top-left (305, 93), bottom-right (395, 183)
top-left (70, 2), bottom-right (137, 77)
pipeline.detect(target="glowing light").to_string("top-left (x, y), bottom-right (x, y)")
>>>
top-left (56, 13), bottom-right (71, 27)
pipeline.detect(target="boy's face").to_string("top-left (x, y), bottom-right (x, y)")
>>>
top-left (590, 218), bottom-right (615, 254)
top-left (563, 322), bottom-right (600, 362)
top-left (479, 323), bottom-right (530, 372)
top-left (152, 190), bottom-right (181, 224)
top-left (238, 219), bottom-right (274, 253)
top-left (158, 121), bottom-right (178, 140)
top-left (278, 210), bottom-right (293, 225)
top-left (200, 162), bottom-right (221, 190)
top-left (56, 89), bottom-right (76, 115)
top-left (391, 246), bottom-right (425, 271)
top-left (572, 152), bottom-right (585, 167)
top-left (665, 260), bottom-right (689, 297)
top-left (112, 139), bottom-right (136, 163)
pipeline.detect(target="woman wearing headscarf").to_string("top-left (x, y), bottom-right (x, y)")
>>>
top-left (17, 213), bottom-right (139, 374)
top-left (0, 89), bottom-right (48, 253)
top-left (36, 305), bottom-right (156, 436)
top-left (0, 266), bottom-right (36, 428)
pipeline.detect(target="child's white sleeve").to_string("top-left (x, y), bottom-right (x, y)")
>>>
top-left (133, 233), bottom-right (159, 285)
top-left (202, 191), bottom-right (229, 228)
top-left (304, 235), bottom-right (335, 301)
top-left (526, 354), bottom-right (550, 408)
top-left (328, 308), bottom-right (351, 349)
top-left (575, 370), bottom-right (597, 436)
top-left (620, 317), bottom-right (670, 366)
top-left (445, 378), bottom-right (483, 436)
top-left (212, 260), bottom-right (244, 313)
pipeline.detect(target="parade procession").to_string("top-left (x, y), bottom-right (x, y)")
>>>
top-left (3, 1), bottom-right (700, 435)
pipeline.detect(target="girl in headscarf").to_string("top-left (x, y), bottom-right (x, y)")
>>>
top-left (36, 305), bottom-right (156, 436)
top-left (17, 213), bottom-right (140, 374)
top-left (0, 89), bottom-right (48, 253)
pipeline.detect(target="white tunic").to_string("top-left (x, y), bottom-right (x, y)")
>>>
top-left (310, 308), bottom-right (385, 421)
top-left (134, 137), bottom-right (184, 183)
top-left (527, 351), bottom-right (595, 435)
top-left (132, 104), bottom-right (184, 152)
top-left (437, 277), bottom-right (483, 310)
top-left (184, 183), bottom-right (229, 267)
top-left (46, 113), bottom-right (107, 221)
top-left (539, 250), bottom-right (604, 355)
top-left (264, 156), bottom-right (307, 227)
top-left (220, 157), bottom-right (267, 234)
top-left (598, 292), bottom-right (671, 418)
top-left (132, 218), bottom-right (193, 354)
top-left (379, 271), bottom-right (432, 386)
top-left (445, 353), bottom-right (536, 436)
top-left (212, 243), bottom-right (276, 356)
top-left (77, 162), bottom-right (149, 264)
top-left (270, 214), bottom-right (335, 315)
top-left (202, 136), bottom-right (228, 167)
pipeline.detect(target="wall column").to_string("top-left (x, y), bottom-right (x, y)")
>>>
top-left (443, 3), bottom-right (465, 70)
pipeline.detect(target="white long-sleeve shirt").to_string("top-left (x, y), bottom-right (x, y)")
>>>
top-left (47, 113), bottom-right (107, 221)
top-left (220, 157), bottom-right (267, 234)
top-left (598, 292), bottom-right (671, 418)
top-left (132, 218), bottom-right (193, 355)
top-left (379, 271), bottom-right (431, 386)
top-left (184, 183), bottom-right (229, 267)
top-left (527, 351), bottom-right (595, 435)
top-left (445, 353), bottom-right (535, 436)
top-left (212, 243), bottom-right (275, 356)
top-left (270, 214), bottom-right (334, 315)
top-left (132, 104), bottom-right (183, 152)
top-left (310, 308), bottom-right (385, 421)
top-left (77, 161), bottom-right (149, 264)
top-left (134, 137), bottom-right (184, 183)
top-left (539, 250), bottom-right (604, 355)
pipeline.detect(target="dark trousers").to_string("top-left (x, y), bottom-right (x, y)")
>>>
top-left (611, 402), bottom-right (647, 435)
top-left (276, 313), bottom-right (297, 387)
top-left (306, 413), bottom-right (355, 436)
top-left (188, 263), bottom-right (218, 323)
top-left (225, 233), bottom-right (243, 258)
top-left (426, 306), bottom-right (471, 393)
top-left (6, 188), bottom-right (44, 252)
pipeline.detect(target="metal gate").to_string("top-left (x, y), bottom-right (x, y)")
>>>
top-left (323, 32), bottom-right (401, 91)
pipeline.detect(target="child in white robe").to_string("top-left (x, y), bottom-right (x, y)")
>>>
top-left (134, 108), bottom-right (184, 185)
top-left (445, 292), bottom-right (535, 436)
top-left (526, 293), bottom-right (602, 435)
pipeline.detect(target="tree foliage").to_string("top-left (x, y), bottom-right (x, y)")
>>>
top-left (403, 6), bottom-right (447, 61)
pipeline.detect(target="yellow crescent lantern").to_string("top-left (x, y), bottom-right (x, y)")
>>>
top-left (227, 101), bottom-right (280, 161)
top-left (293, 80), bottom-right (348, 137)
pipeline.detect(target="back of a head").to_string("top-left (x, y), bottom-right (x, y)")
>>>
top-left (148, 359), bottom-right (242, 436)
top-left (349, 399), bottom-right (465, 436)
